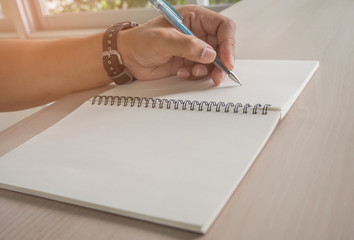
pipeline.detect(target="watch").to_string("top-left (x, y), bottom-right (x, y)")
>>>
top-left (101, 22), bottom-right (139, 85)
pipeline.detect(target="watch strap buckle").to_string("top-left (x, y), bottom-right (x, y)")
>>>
top-left (100, 50), bottom-right (123, 65)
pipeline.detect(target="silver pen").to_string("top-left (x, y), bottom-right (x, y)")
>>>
top-left (148, 0), bottom-right (242, 85)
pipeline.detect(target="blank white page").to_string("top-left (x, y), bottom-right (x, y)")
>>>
top-left (0, 104), bottom-right (280, 233)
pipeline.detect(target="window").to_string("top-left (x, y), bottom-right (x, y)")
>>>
top-left (35, 0), bottom-right (160, 31)
top-left (0, 0), bottom-right (237, 39)
top-left (0, 1), bottom-right (16, 38)
top-left (43, 0), bottom-right (237, 14)
top-left (45, 0), bottom-right (153, 13)
top-left (0, 2), bottom-right (3, 18)
top-left (37, 0), bottom-right (235, 31)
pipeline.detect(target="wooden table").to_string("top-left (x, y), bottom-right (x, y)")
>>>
top-left (1, 0), bottom-right (353, 239)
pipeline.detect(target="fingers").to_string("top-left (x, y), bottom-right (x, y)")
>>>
top-left (177, 61), bottom-right (230, 86)
top-left (217, 20), bottom-right (236, 71)
top-left (178, 5), bottom-right (236, 73)
top-left (177, 62), bottom-right (227, 86)
top-left (211, 67), bottom-right (226, 86)
top-left (177, 64), bottom-right (211, 79)
top-left (164, 31), bottom-right (217, 64)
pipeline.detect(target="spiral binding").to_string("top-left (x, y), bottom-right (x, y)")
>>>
top-left (91, 95), bottom-right (271, 115)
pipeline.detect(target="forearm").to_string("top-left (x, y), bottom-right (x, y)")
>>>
top-left (0, 6), bottom-right (236, 111)
top-left (0, 33), bottom-right (110, 111)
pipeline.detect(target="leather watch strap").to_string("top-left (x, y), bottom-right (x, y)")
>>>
top-left (101, 22), bottom-right (139, 85)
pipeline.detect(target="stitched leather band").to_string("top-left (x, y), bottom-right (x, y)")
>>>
top-left (101, 22), bottom-right (139, 85)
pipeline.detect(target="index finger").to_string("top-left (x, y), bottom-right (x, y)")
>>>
top-left (216, 17), bottom-right (236, 70)
top-left (179, 6), bottom-right (236, 70)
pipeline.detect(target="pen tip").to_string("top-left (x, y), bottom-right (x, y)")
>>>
top-left (228, 71), bottom-right (242, 86)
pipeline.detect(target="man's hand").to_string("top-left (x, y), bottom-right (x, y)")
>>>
top-left (118, 5), bottom-right (236, 85)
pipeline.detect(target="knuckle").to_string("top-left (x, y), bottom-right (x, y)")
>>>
top-left (183, 36), bottom-right (201, 56)
top-left (230, 19), bottom-right (236, 31)
top-left (223, 16), bottom-right (236, 31)
top-left (148, 28), bottom-right (168, 39)
top-left (226, 16), bottom-right (236, 27)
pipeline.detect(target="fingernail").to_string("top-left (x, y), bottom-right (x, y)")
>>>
top-left (199, 66), bottom-right (208, 76)
top-left (230, 55), bottom-right (235, 68)
top-left (200, 47), bottom-right (216, 62)
top-left (220, 72), bottom-right (227, 82)
top-left (177, 69), bottom-right (190, 78)
top-left (195, 65), bottom-right (208, 77)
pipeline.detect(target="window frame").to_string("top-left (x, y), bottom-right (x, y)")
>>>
top-left (0, 0), bottom-right (232, 39)
top-left (0, 17), bottom-right (13, 31)
top-left (39, 7), bottom-right (161, 30)
top-left (0, 0), bottom-right (17, 38)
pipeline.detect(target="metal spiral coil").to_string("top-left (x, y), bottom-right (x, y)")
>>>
top-left (91, 95), bottom-right (271, 115)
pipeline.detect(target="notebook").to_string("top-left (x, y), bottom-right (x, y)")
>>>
top-left (0, 60), bottom-right (319, 233)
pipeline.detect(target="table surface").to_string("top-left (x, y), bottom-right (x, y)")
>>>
top-left (1, 0), bottom-right (353, 239)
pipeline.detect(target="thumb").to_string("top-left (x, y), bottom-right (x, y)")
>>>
top-left (165, 33), bottom-right (216, 64)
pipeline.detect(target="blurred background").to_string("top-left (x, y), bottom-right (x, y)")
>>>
top-left (0, 0), bottom-right (238, 39)
top-left (45, 0), bottom-right (238, 13)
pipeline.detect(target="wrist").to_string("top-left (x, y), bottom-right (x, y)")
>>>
top-left (101, 22), bottom-right (139, 85)
top-left (116, 28), bottom-right (133, 73)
